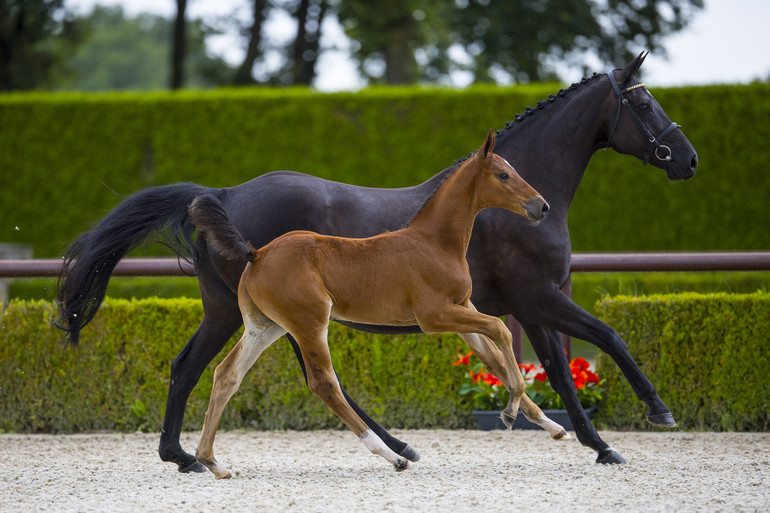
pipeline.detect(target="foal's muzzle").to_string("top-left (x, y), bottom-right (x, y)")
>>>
top-left (525, 197), bottom-right (549, 222)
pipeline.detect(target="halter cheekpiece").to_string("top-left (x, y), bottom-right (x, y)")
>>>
top-left (605, 70), bottom-right (680, 164)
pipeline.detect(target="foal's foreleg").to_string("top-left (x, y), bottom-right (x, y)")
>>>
top-left (196, 321), bottom-right (286, 479)
top-left (418, 303), bottom-right (526, 427)
top-left (459, 332), bottom-right (569, 440)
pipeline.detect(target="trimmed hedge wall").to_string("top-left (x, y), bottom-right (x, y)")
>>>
top-left (0, 298), bottom-right (474, 433)
top-left (1, 83), bottom-right (769, 258)
top-left (594, 292), bottom-right (770, 431)
top-left (3, 294), bottom-right (767, 433)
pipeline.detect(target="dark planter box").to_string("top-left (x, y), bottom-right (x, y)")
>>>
top-left (472, 406), bottom-right (597, 431)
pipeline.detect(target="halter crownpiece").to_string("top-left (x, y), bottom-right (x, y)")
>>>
top-left (605, 70), bottom-right (680, 164)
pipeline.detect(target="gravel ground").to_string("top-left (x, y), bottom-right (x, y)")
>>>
top-left (1, 429), bottom-right (768, 512)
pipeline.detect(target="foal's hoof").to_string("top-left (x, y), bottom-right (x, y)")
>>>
top-left (596, 448), bottom-right (627, 465)
top-left (399, 444), bottom-right (421, 463)
top-left (393, 458), bottom-right (411, 472)
top-left (178, 460), bottom-right (208, 474)
top-left (500, 411), bottom-right (516, 430)
top-left (647, 411), bottom-right (677, 428)
top-left (552, 429), bottom-right (572, 440)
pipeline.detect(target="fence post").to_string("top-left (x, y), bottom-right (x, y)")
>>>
top-left (0, 244), bottom-right (33, 303)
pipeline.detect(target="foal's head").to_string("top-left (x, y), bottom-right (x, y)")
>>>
top-left (470, 129), bottom-right (549, 223)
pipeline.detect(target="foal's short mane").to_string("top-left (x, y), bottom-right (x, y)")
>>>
top-left (401, 166), bottom-right (459, 229)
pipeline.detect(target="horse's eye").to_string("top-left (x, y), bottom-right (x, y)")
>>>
top-left (498, 172), bottom-right (509, 181)
top-left (639, 103), bottom-right (650, 112)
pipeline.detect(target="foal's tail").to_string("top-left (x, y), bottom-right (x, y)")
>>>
top-left (55, 183), bottom-right (213, 346)
top-left (187, 194), bottom-right (257, 264)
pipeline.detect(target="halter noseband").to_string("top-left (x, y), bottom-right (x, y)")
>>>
top-left (605, 70), bottom-right (680, 165)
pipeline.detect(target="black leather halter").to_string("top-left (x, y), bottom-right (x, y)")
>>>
top-left (605, 70), bottom-right (680, 164)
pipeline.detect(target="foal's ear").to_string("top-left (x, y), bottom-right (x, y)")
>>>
top-left (616, 51), bottom-right (648, 86)
top-left (480, 128), bottom-right (496, 157)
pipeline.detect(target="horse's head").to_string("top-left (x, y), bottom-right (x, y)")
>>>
top-left (473, 129), bottom-right (549, 223)
top-left (605, 52), bottom-right (698, 181)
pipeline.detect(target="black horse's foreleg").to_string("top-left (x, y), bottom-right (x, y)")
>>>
top-left (535, 290), bottom-right (675, 427)
top-left (286, 333), bottom-right (421, 462)
top-left (523, 323), bottom-right (626, 464)
top-left (159, 319), bottom-right (241, 473)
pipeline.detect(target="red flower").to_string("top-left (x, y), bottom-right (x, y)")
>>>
top-left (572, 370), bottom-right (587, 390)
top-left (454, 350), bottom-right (474, 366)
top-left (569, 357), bottom-right (590, 371)
top-left (534, 371), bottom-right (548, 383)
top-left (483, 373), bottom-right (502, 386)
top-left (586, 370), bottom-right (601, 385)
top-left (518, 363), bottom-right (537, 373)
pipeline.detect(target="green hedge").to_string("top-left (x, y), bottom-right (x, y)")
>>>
top-left (594, 292), bottom-right (770, 431)
top-left (1, 83), bottom-right (769, 258)
top-left (3, 294), bottom-right (767, 433)
top-left (0, 298), bottom-right (474, 433)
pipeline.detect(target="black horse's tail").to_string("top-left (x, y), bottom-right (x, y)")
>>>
top-left (187, 194), bottom-right (256, 264)
top-left (55, 183), bottom-right (213, 346)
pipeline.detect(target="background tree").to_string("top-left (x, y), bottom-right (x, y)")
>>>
top-left (171, 0), bottom-right (187, 89)
top-left (0, 0), bottom-right (83, 91)
top-left (335, 0), bottom-right (450, 84)
top-left (334, 0), bottom-right (704, 85)
top-left (231, 0), bottom-right (327, 86)
top-left (56, 6), bottom-right (232, 91)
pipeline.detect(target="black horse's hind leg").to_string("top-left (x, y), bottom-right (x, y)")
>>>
top-left (523, 323), bottom-right (626, 464)
top-left (286, 333), bottom-right (421, 463)
top-left (535, 290), bottom-right (676, 427)
top-left (159, 317), bottom-right (242, 473)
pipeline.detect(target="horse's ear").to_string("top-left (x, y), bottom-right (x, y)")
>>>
top-left (481, 129), bottom-right (496, 157)
top-left (616, 51), bottom-right (648, 86)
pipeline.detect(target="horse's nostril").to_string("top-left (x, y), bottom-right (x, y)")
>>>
top-left (690, 153), bottom-right (698, 170)
top-left (541, 202), bottom-right (549, 214)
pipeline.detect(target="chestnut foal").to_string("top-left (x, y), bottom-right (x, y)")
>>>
top-left (189, 130), bottom-right (569, 479)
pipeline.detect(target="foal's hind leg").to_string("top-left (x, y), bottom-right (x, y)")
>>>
top-left (287, 320), bottom-right (410, 472)
top-left (459, 332), bottom-right (569, 440)
top-left (286, 333), bottom-right (421, 462)
top-left (196, 315), bottom-right (286, 479)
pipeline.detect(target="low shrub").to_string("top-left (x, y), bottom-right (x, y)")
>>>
top-left (594, 291), bottom-right (770, 431)
top-left (0, 298), bottom-right (472, 433)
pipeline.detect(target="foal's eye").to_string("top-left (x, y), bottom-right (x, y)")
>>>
top-left (498, 172), bottom-right (509, 181)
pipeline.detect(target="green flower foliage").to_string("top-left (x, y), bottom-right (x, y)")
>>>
top-left (1, 83), bottom-right (769, 258)
top-left (594, 292), bottom-right (770, 431)
top-left (0, 298), bottom-right (474, 433)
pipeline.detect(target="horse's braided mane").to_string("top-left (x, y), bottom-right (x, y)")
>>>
top-left (407, 72), bottom-right (602, 228)
top-left (455, 72), bottom-right (602, 166)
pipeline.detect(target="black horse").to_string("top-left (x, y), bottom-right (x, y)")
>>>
top-left (56, 53), bottom-right (697, 471)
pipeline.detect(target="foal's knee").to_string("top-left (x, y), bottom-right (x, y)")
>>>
top-left (491, 318), bottom-right (512, 347)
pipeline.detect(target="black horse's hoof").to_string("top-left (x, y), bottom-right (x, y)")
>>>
top-left (399, 444), bottom-right (421, 463)
top-left (178, 460), bottom-right (208, 473)
top-left (596, 448), bottom-right (627, 465)
top-left (647, 411), bottom-right (677, 427)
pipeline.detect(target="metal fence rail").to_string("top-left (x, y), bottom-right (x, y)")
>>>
top-left (2, 252), bottom-right (770, 278)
